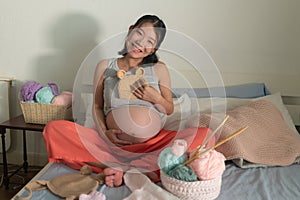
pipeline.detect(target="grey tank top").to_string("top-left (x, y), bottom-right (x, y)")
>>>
top-left (103, 58), bottom-right (165, 119)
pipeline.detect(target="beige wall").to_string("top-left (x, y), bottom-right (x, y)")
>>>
top-left (0, 0), bottom-right (299, 165)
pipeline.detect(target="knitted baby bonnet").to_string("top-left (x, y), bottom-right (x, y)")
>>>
top-left (16, 165), bottom-right (103, 200)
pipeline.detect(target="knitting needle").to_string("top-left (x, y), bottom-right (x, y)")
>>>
top-left (195, 115), bottom-right (229, 153)
top-left (184, 125), bottom-right (249, 165)
top-left (189, 115), bottom-right (229, 159)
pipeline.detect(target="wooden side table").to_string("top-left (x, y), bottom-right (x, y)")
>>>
top-left (0, 115), bottom-right (45, 189)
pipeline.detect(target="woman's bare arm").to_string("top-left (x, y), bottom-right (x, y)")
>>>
top-left (154, 62), bottom-right (174, 115)
top-left (133, 61), bottom-right (173, 115)
top-left (92, 60), bottom-right (108, 137)
top-left (92, 60), bottom-right (132, 145)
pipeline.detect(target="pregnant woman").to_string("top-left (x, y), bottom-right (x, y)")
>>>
top-left (43, 14), bottom-right (214, 188)
top-left (93, 14), bottom-right (173, 145)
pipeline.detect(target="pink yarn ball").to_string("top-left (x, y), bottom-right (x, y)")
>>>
top-left (52, 91), bottom-right (72, 106)
top-left (188, 150), bottom-right (225, 180)
top-left (171, 139), bottom-right (187, 157)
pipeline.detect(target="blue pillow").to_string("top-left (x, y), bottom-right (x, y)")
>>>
top-left (172, 83), bottom-right (270, 98)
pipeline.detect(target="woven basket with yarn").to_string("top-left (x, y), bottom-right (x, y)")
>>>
top-left (160, 170), bottom-right (222, 200)
top-left (20, 101), bottom-right (72, 124)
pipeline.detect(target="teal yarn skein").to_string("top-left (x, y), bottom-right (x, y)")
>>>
top-left (158, 147), bottom-right (187, 173)
top-left (167, 164), bottom-right (198, 182)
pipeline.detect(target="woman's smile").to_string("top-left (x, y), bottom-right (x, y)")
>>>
top-left (126, 22), bottom-right (157, 57)
top-left (130, 42), bottom-right (143, 53)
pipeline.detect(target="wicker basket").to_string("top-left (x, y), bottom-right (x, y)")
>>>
top-left (160, 170), bottom-right (222, 200)
top-left (20, 101), bottom-right (72, 124)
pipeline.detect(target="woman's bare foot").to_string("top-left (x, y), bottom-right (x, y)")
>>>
top-left (103, 167), bottom-right (123, 187)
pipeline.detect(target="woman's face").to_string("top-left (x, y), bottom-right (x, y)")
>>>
top-left (125, 22), bottom-right (157, 59)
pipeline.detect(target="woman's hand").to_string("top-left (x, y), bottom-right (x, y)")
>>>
top-left (105, 129), bottom-right (133, 146)
top-left (131, 79), bottom-right (161, 104)
top-left (134, 85), bottom-right (161, 103)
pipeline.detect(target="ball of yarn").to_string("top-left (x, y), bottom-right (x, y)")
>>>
top-left (188, 149), bottom-right (225, 180)
top-left (171, 139), bottom-right (187, 157)
top-left (19, 81), bottom-right (43, 101)
top-left (35, 86), bottom-right (56, 104)
top-left (47, 82), bottom-right (60, 96)
top-left (167, 164), bottom-right (198, 182)
top-left (52, 91), bottom-right (72, 106)
top-left (158, 148), bottom-right (187, 173)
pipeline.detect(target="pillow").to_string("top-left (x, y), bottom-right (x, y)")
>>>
top-left (84, 102), bottom-right (95, 128)
top-left (84, 83), bottom-right (269, 128)
top-left (186, 100), bottom-right (300, 168)
top-left (190, 97), bottom-right (250, 115)
top-left (84, 94), bottom-right (95, 128)
top-left (256, 93), bottom-right (298, 135)
top-left (163, 94), bottom-right (191, 130)
top-left (189, 92), bottom-right (298, 135)
top-left (172, 83), bottom-right (270, 98)
top-left (218, 100), bottom-right (300, 167)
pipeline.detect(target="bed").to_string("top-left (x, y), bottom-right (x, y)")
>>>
top-left (13, 83), bottom-right (300, 200)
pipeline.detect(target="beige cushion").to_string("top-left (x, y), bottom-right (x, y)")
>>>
top-left (190, 92), bottom-right (298, 135)
top-left (187, 100), bottom-right (300, 168)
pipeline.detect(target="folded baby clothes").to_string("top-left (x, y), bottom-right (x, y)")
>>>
top-left (16, 165), bottom-right (100, 200)
top-left (19, 81), bottom-right (43, 101)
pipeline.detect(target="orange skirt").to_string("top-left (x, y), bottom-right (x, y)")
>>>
top-left (43, 120), bottom-right (215, 175)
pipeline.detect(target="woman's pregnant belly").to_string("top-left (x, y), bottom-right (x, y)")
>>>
top-left (106, 106), bottom-right (162, 143)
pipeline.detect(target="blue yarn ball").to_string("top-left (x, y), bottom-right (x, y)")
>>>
top-left (158, 148), bottom-right (187, 173)
top-left (167, 164), bottom-right (198, 182)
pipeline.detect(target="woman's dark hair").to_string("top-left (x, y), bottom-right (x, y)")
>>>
top-left (119, 15), bottom-right (166, 66)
